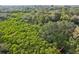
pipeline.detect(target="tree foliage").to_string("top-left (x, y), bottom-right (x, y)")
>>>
top-left (0, 16), bottom-right (59, 54)
top-left (0, 6), bottom-right (79, 54)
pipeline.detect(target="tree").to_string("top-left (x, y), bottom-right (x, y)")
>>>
top-left (60, 7), bottom-right (70, 21)
top-left (0, 15), bottom-right (60, 54)
top-left (39, 21), bottom-right (76, 53)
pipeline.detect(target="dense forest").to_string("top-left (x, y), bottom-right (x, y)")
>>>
top-left (0, 5), bottom-right (79, 54)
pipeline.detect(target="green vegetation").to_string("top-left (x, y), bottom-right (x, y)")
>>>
top-left (0, 5), bottom-right (79, 54)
